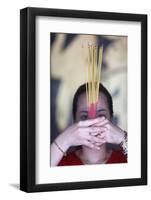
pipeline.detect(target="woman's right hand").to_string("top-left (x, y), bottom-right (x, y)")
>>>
top-left (55, 117), bottom-right (106, 151)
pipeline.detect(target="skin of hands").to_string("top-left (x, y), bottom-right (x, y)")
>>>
top-left (55, 117), bottom-right (125, 152)
top-left (92, 117), bottom-right (125, 145)
top-left (51, 92), bottom-right (126, 166)
top-left (75, 92), bottom-right (125, 148)
top-left (55, 117), bottom-right (107, 152)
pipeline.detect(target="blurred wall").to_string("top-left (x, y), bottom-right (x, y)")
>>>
top-left (50, 33), bottom-right (127, 141)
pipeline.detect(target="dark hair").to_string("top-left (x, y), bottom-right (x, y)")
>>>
top-left (72, 83), bottom-right (113, 121)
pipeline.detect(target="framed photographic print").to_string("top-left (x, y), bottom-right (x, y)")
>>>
top-left (20, 7), bottom-right (147, 192)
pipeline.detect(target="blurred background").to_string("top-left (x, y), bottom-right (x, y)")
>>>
top-left (50, 33), bottom-right (127, 142)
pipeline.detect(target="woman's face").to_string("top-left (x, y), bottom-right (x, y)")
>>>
top-left (75, 92), bottom-right (111, 122)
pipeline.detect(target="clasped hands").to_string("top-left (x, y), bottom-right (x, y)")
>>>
top-left (61, 117), bottom-right (125, 150)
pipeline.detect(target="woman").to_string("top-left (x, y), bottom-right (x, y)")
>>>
top-left (51, 83), bottom-right (127, 166)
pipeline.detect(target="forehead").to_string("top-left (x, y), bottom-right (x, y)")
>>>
top-left (77, 92), bottom-right (109, 111)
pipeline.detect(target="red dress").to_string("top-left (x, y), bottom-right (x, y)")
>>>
top-left (58, 149), bottom-right (127, 166)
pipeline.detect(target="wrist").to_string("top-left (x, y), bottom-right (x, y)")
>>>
top-left (119, 131), bottom-right (128, 155)
top-left (117, 129), bottom-right (126, 144)
top-left (121, 131), bottom-right (127, 142)
top-left (120, 131), bottom-right (125, 143)
top-left (55, 133), bottom-right (70, 153)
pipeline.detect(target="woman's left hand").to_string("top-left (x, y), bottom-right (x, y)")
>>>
top-left (91, 117), bottom-right (125, 145)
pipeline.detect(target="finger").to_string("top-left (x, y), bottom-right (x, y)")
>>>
top-left (97, 132), bottom-right (106, 138)
top-left (90, 127), bottom-right (107, 135)
top-left (78, 117), bottom-right (105, 127)
top-left (94, 140), bottom-right (106, 146)
top-left (89, 132), bottom-right (100, 136)
top-left (94, 119), bottom-right (108, 127)
top-left (97, 134), bottom-right (105, 139)
top-left (91, 140), bottom-right (106, 149)
top-left (83, 140), bottom-right (102, 150)
top-left (77, 127), bottom-right (103, 138)
top-left (92, 146), bottom-right (101, 150)
top-left (83, 140), bottom-right (98, 149)
top-left (84, 126), bottom-right (103, 133)
top-left (87, 135), bottom-right (105, 144)
top-left (97, 136), bottom-right (106, 141)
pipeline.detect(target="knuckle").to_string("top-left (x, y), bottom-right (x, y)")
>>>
top-left (90, 135), bottom-right (94, 141)
top-left (77, 127), bottom-right (81, 132)
top-left (77, 121), bottom-right (82, 127)
top-left (90, 127), bottom-right (95, 131)
top-left (83, 140), bottom-right (88, 146)
top-left (106, 124), bottom-right (110, 129)
top-left (101, 116), bottom-right (105, 120)
top-left (104, 119), bottom-right (108, 123)
top-left (95, 138), bottom-right (101, 143)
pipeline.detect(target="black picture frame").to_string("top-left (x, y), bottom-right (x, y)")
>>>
top-left (20, 7), bottom-right (147, 192)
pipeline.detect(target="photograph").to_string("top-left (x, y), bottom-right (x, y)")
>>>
top-left (0, 0), bottom-right (150, 199)
top-left (20, 7), bottom-right (147, 192)
top-left (50, 33), bottom-right (128, 167)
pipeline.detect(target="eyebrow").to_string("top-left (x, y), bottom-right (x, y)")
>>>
top-left (79, 109), bottom-right (107, 113)
top-left (97, 109), bottom-right (107, 112)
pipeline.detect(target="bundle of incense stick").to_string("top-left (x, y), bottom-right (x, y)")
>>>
top-left (85, 44), bottom-right (103, 119)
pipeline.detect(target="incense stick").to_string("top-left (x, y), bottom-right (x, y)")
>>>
top-left (85, 44), bottom-right (103, 119)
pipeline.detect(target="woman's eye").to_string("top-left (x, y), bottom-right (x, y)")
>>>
top-left (80, 115), bottom-right (88, 120)
top-left (97, 114), bottom-right (105, 118)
